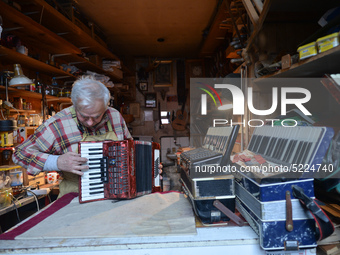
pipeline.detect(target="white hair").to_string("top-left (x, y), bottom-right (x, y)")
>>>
top-left (71, 76), bottom-right (110, 111)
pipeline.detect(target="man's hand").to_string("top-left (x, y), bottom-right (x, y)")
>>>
top-left (158, 163), bottom-right (163, 180)
top-left (57, 152), bottom-right (88, 176)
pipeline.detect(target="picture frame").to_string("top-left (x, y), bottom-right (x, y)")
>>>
top-left (145, 93), bottom-right (157, 108)
top-left (153, 60), bottom-right (173, 87)
top-left (129, 103), bottom-right (140, 118)
top-left (139, 81), bottom-right (148, 91)
top-left (186, 59), bottom-right (204, 78)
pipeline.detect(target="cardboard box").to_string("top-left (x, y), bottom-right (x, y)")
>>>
top-left (27, 172), bottom-right (46, 187)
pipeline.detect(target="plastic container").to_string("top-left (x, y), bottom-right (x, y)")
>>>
top-left (0, 188), bottom-right (13, 208)
top-left (297, 42), bottom-right (317, 60)
top-left (10, 170), bottom-right (23, 186)
top-left (316, 32), bottom-right (340, 53)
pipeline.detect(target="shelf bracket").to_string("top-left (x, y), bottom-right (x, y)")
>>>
top-left (22, 11), bottom-right (41, 16)
top-left (54, 76), bottom-right (71, 79)
top-left (68, 61), bottom-right (86, 65)
top-left (50, 53), bottom-right (72, 63)
top-left (57, 32), bottom-right (70, 36)
top-left (3, 27), bottom-right (23, 32)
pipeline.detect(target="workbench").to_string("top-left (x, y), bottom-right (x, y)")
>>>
top-left (0, 192), bottom-right (316, 255)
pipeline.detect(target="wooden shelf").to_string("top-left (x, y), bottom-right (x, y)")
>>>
top-left (0, 2), bottom-right (126, 82)
top-left (245, 0), bottom-right (339, 54)
top-left (254, 45), bottom-right (340, 82)
top-left (0, 1), bottom-right (81, 55)
top-left (26, 0), bottom-right (120, 61)
top-left (199, 0), bottom-right (230, 57)
top-left (9, 109), bottom-right (36, 114)
top-left (0, 46), bottom-right (74, 78)
top-left (61, 54), bottom-right (123, 82)
top-left (0, 86), bottom-right (71, 103)
top-left (46, 97), bottom-right (72, 103)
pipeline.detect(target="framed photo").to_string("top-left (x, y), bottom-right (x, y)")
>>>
top-left (186, 59), bottom-right (204, 78)
top-left (129, 103), bottom-right (140, 118)
top-left (153, 60), bottom-right (173, 87)
top-left (139, 82), bottom-right (148, 91)
top-left (145, 93), bottom-right (157, 108)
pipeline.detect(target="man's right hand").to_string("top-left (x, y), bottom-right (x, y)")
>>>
top-left (57, 152), bottom-right (89, 176)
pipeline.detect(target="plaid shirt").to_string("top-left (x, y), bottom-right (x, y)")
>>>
top-left (12, 106), bottom-right (131, 175)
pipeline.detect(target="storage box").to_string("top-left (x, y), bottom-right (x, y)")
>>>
top-left (180, 168), bottom-right (236, 224)
top-left (27, 172), bottom-right (46, 187)
top-left (316, 32), bottom-right (340, 53)
top-left (297, 42), bottom-right (317, 60)
top-left (88, 54), bottom-right (102, 66)
top-left (234, 176), bottom-right (318, 250)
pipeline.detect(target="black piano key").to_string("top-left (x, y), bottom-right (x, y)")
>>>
top-left (89, 172), bottom-right (101, 176)
top-left (284, 140), bottom-right (297, 162)
top-left (89, 186), bottom-right (103, 191)
top-left (264, 137), bottom-right (275, 156)
top-left (254, 135), bottom-right (263, 152)
top-left (300, 142), bottom-right (312, 165)
top-left (267, 137), bottom-right (278, 157)
top-left (272, 138), bottom-right (284, 159)
top-left (258, 136), bottom-right (270, 154)
top-left (88, 152), bottom-right (104, 155)
top-left (277, 138), bottom-right (288, 161)
top-left (292, 141), bottom-right (304, 163)
top-left (89, 176), bottom-right (102, 180)
top-left (248, 135), bottom-right (258, 151)
top-left (88, 161), bottom-right (101, 165)
top-left (296, 141), bottom-right (309, 165)
top-left (88, 148), bottom-right (103, 151)
top-left (89, 190), bottom-right (104, 195)
top-left (90, 182), bottom-right (103, 186)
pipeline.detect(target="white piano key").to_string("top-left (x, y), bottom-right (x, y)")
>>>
top-left (81, 193), bottom-right (105, 201)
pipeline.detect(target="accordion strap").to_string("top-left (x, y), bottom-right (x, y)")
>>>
top-left (213, 200), bottom-right (245, 226)
top-left (292, 185), bottom-right (334, 240)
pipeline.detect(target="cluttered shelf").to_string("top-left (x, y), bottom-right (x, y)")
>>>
top-left (0, 1), bottom-right (126, 83)
top-left (0, 2), bottom-right (80, 56)
top-left (0, 46), bottom-right (74, 78)
top-left (26, 0), bottom-right (119, 60)
top-left (0, 165), bottom-right (59, 218)
top-left (23, 0), bottom-right (131, 75)
top-left (254, 45), bottom-right (340, 83)
top-left (0, 85), bottom-right (71, 103)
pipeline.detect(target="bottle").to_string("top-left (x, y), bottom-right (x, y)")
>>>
top-left (30, 79), bottom-right (36, 92)
top-left (50, 77), bottom-right (58, 96)
top-left (36, 72), bottom-right (42, 93)
top-left (49, 104), bottom-right (56, 116)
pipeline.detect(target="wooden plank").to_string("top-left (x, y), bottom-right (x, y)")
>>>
top-left (253, 0), bottom-right (263, 13)
top-left (244, 0), bottom-right (273, 53)
top-left (241, 0), bottom-right (259, 26)
top-left (200, 0), bottom-right (230, 57)
top-left (0, 46), bottom-right (74, 78)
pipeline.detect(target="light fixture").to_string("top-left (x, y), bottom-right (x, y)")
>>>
top-left (9, 64), bottom-right (33, 88)
top-left (218, 98), bottom-right (233, 111)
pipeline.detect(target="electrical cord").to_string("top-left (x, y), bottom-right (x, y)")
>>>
top-left (11, 197), bottom-right (21, 223)
top-left (25, 190), bottom-right (40, 211)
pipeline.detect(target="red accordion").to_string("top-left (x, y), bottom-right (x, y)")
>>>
top-left (78, 140), bottom-right (161, 203)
